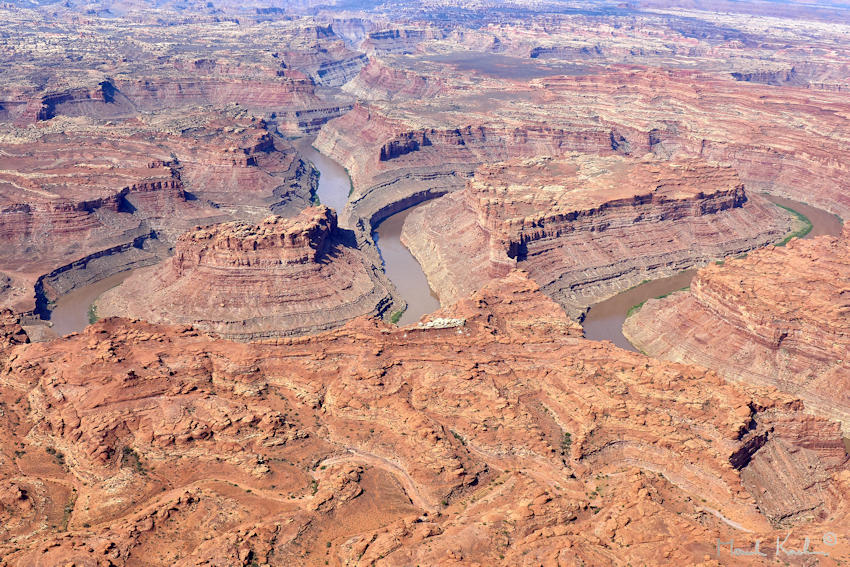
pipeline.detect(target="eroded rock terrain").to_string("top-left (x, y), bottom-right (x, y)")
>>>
top-left (97, 207), bottom-right (396, 339)
top-left (1, 0), bottom-right (850, 564)
top-left (2, 272), bottom-right (850, 565)
top-left (625, 224), bottom-right (850, 433)
top-left (403, 155), bottom-right (795, 316)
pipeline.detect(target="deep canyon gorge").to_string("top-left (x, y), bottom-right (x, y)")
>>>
top-left (0, 0), bottom-right (849, 565)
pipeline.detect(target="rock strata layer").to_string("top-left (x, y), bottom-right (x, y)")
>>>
top-left (96, 206), bottom-right (395, 340)
top-left (317, 63), bottom-right (850, 229)
top-left (402, 155), bottom-right (795, 317)
top-left (624, 224), bottom-right (850, 433)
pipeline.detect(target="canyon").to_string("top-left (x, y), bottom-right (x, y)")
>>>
top-left (625, 223), bottom-right (850, 433)
top-left (1, 0), bottom-right (850, 564)
top-left (401, 155), bottom-right (796, 317)
top-left (0, 113), bottom-right (316, 326)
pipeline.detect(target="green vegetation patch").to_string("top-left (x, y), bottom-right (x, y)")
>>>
top-left (87, 303), bottom-right (98, 325)
top-left (626, 300), bottom-right (647, 319)
top-left (772, 203), bottom-right (813, 246)
top-left (625, 286), bottom-right (690, 318)
top-left (389, 309), bottom-right (405, 325)
top-left (122, 446), bottom-right (147, 475)
top-left (561, 432), bottom-right (572, 455)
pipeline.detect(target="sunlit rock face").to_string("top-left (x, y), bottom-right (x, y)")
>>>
top-left (625, 224), bottom-right (850, 433)
top-left (96, 206), bottom-right (394, 340)
top-left (401, 155), bottom-right (794, 317)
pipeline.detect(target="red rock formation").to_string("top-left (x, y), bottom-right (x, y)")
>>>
top-left (0, 111), bottom-right (320, 315)
top-left (0, 271), bottom-right (848, 564)
top-left (402, 155), bottom-right (795, 317)
top-left (360, 26), bottom-right (445, 55)
top-left (343, 58), bottom-right (448, 101)
top-left (315, 102), bottom-right (628, 225)
top-left (96, 206), bottom-right (396, 339)
top-left (278, 40), bottom-right (367, 86)
top-left (624, 224), bottom-right (850, 432)
top-left (0, 134), bottom-right (204, 313)
top-left (147, 113), bottom-right (317, 218)
top-left (0, 308), bottom-right (28, 346)
top-left (317, 65), bottom-right (850, 230)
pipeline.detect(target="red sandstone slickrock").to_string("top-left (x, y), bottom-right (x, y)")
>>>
top-left (95, 206), bottom-right (396, 340)
top-left (1, 271), bottom-right (849, 565)
top-left (625, 224), bottom-right (850, 434)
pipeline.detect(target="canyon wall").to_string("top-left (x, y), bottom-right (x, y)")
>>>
top-left (402, 156), bottom-right (795, 318)
top-left (96, 207), bottom-right (398, 340)
top-left (624, 224), bottom-right (850, 432)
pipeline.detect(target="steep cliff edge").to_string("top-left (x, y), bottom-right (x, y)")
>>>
top-left (314, 102), bottom-right (626, 227)
top-left (624, 224), bottom-right (850, 433)
top-left (0, 134), bottom-right (209, 314)
top-left (402, 155), bottom-right (796, 318)
top-left (96, 206), bottom-right (396, 340)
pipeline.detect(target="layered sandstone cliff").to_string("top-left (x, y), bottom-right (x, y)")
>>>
top-left (402, 155), bottom-right (796, 317)
top-left (315, 102), bottom-right (628, 226)
top-left (142, 112), bottom-right (318, 221)
top-left (0, 134), bottom-right (211, 313)
top-left (316, 65), bottom-right (850, 232)
top-left (624, 224), bottom-right (850, 433)
top-left (0, 111), bottom-right (321, 316)
top-left (342, 58), bottom-right (449, 101)
top-left (96, 206), bottom-right (396, 340)
top-left (1, 271), bottom-right (848, 564)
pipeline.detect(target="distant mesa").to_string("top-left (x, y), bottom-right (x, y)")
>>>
top-left (95, 206), bottom-right (394, 340)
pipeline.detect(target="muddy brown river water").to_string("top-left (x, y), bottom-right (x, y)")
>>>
top-left (292, 137), bottom-right (351, 214)
top-left (372, 208), bottom-right (441, 326)
top-left (46, 145), bottom-right (843, 343)
top-left (48, 270), bottom-right (133, 336)
top-left (296, 137), bottom-right (441, 325)
top-left (582, 194), bottom-right (845, 351)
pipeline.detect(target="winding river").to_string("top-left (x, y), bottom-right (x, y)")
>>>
top-left (46, 139), bottom-right (844, 344)
top-left (294, 136), bottom-right (440, 325)
top-left (292, 138), bottom-right (350, 213)
top-left (582, 194), bottom-right (845, 351)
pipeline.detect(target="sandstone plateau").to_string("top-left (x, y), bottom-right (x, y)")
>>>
top-left (625, 223), bottom-right (850, 433)
top-left (402, 155), bottom-right (796, 317)
top-left (2, 272), bottom-right (850, 565)
top-left (96, 207), bottom-right (396, 340)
